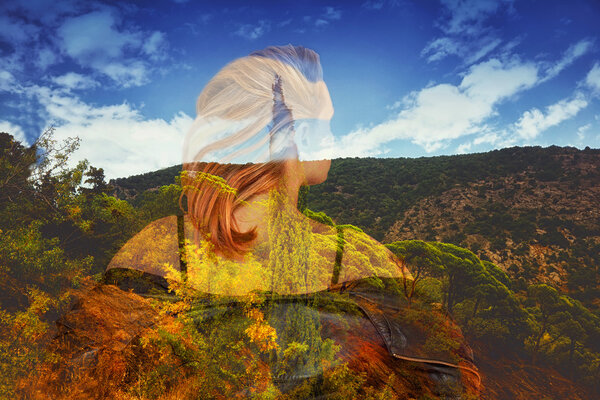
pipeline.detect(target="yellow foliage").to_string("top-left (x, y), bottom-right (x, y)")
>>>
top-left (244, 308), bottom-right (279, 352)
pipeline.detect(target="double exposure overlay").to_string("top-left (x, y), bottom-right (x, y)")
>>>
top-left (3, 0), bottom-right (600, 397)
top-left (4, 45), bottom-right (483, 399)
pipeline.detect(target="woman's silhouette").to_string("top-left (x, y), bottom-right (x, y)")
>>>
top-left (106, 44), bottom-right (409, 296)
top-left (29, 45), bottom-right (480, 400)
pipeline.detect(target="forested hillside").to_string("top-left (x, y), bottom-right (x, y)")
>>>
top-left (112, 145), bottom-right (600, 308)
top-left (3, 130), bottom-right (599, 399)
top-left (108, 145), bottom-right (600, 398)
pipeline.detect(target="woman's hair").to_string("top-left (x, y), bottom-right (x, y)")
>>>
top-left (182, 161), bottom-right (284, 257)
top-left (182, 45), bottom-right (329, 257)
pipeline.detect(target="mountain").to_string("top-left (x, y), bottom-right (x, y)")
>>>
top-left (111, 145), bottom-right (600, 309)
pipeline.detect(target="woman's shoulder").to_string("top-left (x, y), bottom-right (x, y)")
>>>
top-left (106, 215), bottom-right (181, 277)
top-left (337, 225), bottom-right (412, 282)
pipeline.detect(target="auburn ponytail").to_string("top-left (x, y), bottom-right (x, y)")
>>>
top-left (181, 161), bottom-right (285, 257)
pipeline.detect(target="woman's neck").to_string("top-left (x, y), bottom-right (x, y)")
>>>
top-left (233, 159), bottom-right (305, 249)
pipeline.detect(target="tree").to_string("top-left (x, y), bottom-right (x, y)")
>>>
top-left (385, 240), bottom-right (444, 306)
top-left (82, 166), bottom-right (111, 196)
top-left (526, 284), bottom-right (564, 364)
top-left (0, 132), bottom-right (37, 206)
top-left (431, 243), bottom-right (482, 314)
top-left (553, 296), bottom-right (599, 378)
top-left (0, 129), bottom-right (139, 396)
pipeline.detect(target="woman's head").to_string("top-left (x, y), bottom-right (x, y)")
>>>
top-left (183, 44), bottom-right (335, 165)
top-left (182, 45), bottom-right (334, 256)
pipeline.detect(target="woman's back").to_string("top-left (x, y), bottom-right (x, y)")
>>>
top-left (105, 211), bottom-right (410, 296)
top-left (25, 211), bottom-right (479, 399)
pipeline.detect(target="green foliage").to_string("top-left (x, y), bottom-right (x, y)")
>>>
top-left (302, 208), bottom-right (334, 226)
top-left (385, 240), bottom-right (445, 305)
top-left (111, 146), bottom-right (600, 241)
top-left (0, 130), bottom-right (150, 395)
top-left (3, 128), bottom-right (600, 395)
top-left (136, 184), bottom-right (183, 220)
top-left (389, 238), bottom-right (600, 392)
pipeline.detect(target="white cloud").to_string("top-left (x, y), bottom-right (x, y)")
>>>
top-left (457, 142), bottom-right (472, 153)
top-left (0, 120), bottom-right (28, 145)
top-left (422, 36), bottom-right (502, 64)
top-left (51, 72), bottom-right (99, 91)
top-left (142, 31), bottom-right (168, 60)
top-left (422, 0), bottom-right (514, 64)
top-left (277, 18), bottom-right (292, 28)
top-left (292, 7), bottom-right (343, 31)
top-left (330, 57), bottom-right (539, 156)
top-left (234, 20), bottom-right (271, 40)
top-left (58, 11), bottom-right (140, 62)
top-left (451, 131), bottom-right (508, 154)
top-left (542, 39), bottom-right (594, 81)
top-left (473, 131), bottom-right (500, 146)
top-left (362, 0), bottom-right (403, 10)
top-left (101, 61), bottom-right (149, 88)
top-left (513, 93), bottom-right (588, 140)
top-left (0, 15), bottom-right (39, 43)
top-left (459, 58), bottom-right (538, 102)
top-left (28, 86), bottom-right (193, 178)
top-left (440, 0), bottom-right (510, 36)
top-left (323, 7), bottom-right (342, 20)
top-left (464, 37), bottom-right (502, 64)
top-left (0, 70), bottom-right (18, 92)
top-left (56, 10), bottom-right (166, 87)
top-left (36, 48), bottom-right (59, 70)
top-left (362, 1), bottom-right (385, 10)
top-left (421, 37), bottom-right (460, 62)
top-left (577, 123), bottom-right (591, 141)
top-left (586, 62), bottom-right (600, 92)
top-left (200, 14), bottom-right (213, 24)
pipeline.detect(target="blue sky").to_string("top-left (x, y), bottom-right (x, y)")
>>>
top-left (1, 0), bottom-right (599, 178)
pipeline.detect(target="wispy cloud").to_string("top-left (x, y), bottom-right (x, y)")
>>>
top-left (586, 62), bottom-right (600, 92)
top-left (0, 70), bottom-right (19, 93)
top-left (421, 36), bottom-right (502, 64)
top-left (362, 0), bottom-right (385, 10)
top-left (541, 39), bottom-right (594, 81)
top-left (323, 6), bottom-right (342, 21)
top-left (333, 36), bottom-right (595, 157)
top-left (456, 142), bottom-right (472, 154)
top-left (239, 6), bottom-right (342, 36)
top-left (234, 20), bottom-right (271, 40)
top-left (421, 38), bottom-right (460, 62)
top-left (422, 0), bottom-right (513, 64)
top-left (36, 48), bottom-right (59, 70)
top-left (362, 0), bottom-right (403, 10)
top-left (143, 32), bottom-right (168, 61)
top-left (299, 6), bottom-right (343, 29)
top-left (56, 10), bottom-right (166, 87)
top-left (277, 18), bottom-right (292, 28)
top-left (51, 72), bottom-right (99, 91)
top-left (329, 56), bottom-right (538, 156)
top-left (438, 0), bottom-right (512, 36)
top-left (576, 123), bottom-right (591, 141)
top-left (512, 93), bottom-right (588, 141)
top-left (0, 14), bottom-right (40, 43)
top-left (2, 0), bottom-right (82, 25)
top-left (0, 120), bottom-right (28, 145)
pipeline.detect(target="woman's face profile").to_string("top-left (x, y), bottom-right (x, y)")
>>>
top-left (301, 159), bottom-right (331, 185)
top-left (295, 83), bottom-right (334, 186)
